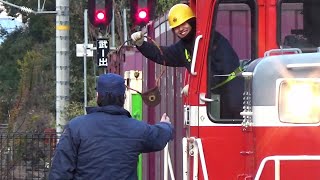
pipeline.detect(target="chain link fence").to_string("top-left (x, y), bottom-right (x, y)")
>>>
top-left (0, 129), bottom-right (57, 180)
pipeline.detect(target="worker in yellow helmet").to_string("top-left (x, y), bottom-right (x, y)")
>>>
top-left (131, 4), bottom-right (243, 119)
top-left (131, 4), bottom-right (197, 70)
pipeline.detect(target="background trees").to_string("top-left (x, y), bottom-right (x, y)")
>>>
top-left (0, 0), bottom-right (179, 132)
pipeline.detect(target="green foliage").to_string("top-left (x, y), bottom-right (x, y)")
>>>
top-left (28, 14), bottom-right (56, 43)
top-left (0, 25), bottom-right (9, 39)
top-left (0, 28), bottom-right (32, 95)
top-left (6, 50), bottom-right (54, 132)
top-left (0, 28), bottom-right (34, 124)
top-left (0, 0), bottom-right (56, 127)
top-left (17, 51), bottom-right (42, 91)
top-left (0, 0), bottom-right (175, 130)
top-left (156, 0), bottom-right (181, 16)
top-left (65, 99), bottom-right (97, 121)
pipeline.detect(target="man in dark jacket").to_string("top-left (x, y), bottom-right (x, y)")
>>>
top-left (131, 3), bottom-right (243, 119)
top-left (49, 73), bottom-right (173, 180)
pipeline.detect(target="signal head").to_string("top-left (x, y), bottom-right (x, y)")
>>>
top-left (130, 0), bottom-right (155, 27)
top-left (88, 0), bottom-right (113, 28)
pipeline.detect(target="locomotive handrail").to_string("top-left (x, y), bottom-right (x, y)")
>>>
top-left (199, 93), bottom-right (214, 104)
top-left (185, 137), bottom-right (209, 180)
top-left (163, 143), bottom-right (175, 180)
top-left (264, 48), bottom-right (302, 57)
top-left (196, 138), bottom-right (209, 180)
top-left (182, 138), bottom-right (188, 180)
top-left (286, 63), bottom-right (320, 69)
top-left (242, 72), bottom-right (253, 78)
top-left (191, 35), bottom-right (203, 76)
top-left (254, 155), bottom-right (320, 180)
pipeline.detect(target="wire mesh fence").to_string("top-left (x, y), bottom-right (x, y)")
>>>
top-left (0, 129), bottom-right (57, 180)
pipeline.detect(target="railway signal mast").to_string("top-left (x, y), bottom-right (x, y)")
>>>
top-left (87, 0), bottom-right (112, 67)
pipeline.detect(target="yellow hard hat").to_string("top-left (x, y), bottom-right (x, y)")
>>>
top-left (168, 4), bottom-right (195, 29)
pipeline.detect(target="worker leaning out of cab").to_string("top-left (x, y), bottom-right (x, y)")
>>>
top-left (131, 3), bottom-right (243, 118)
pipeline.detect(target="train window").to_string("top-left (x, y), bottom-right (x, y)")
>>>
top-left (279, 0), bottom-right (320, 52)
top-left (207, 0), bottom-right (256, 122)
top-left (277, 79), bottom-right (320, 124)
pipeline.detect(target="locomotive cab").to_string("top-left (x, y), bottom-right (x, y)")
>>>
top-left (184, 0), bottom-right (320, 179)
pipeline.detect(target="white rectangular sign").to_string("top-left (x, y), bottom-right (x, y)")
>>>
top-left (76, 44), bottom-right (94, 57)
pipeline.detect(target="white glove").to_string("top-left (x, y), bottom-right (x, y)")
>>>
top-left (131, 31), bottom-right (144, 46)
top-left (160, 113), bottom-right (171, 124)
top-left (181, 84), bottom-right (189, 95)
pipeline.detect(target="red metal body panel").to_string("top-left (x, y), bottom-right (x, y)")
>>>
top-left (191, 126), bottom-right (247, 179)
top-left (187, 0), bottom-right (213, 106)
top-left (254, 126), bottom-right (320, 179)
top-left (258, 0), bottom-right (267, 57)
top-left (265, 0), bottom-right (278, 50)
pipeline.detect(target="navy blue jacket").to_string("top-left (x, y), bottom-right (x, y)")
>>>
top-left (137, 32), bottom-right (243, 118)
top-left (49, 105), bottom-right (173, 180)
top-left (137, 35), bottom-right (193, 72)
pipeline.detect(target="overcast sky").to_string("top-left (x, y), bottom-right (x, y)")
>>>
top-left (0, 3), bottom-right (24, 43)
top-left (0, 3), bottom-right (22, 22)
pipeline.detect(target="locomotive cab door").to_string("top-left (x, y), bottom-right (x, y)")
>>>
top-left (185, 0), bottom-right (259, 179)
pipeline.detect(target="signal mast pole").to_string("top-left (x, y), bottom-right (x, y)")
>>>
top-left (56, 0), bottom-right (70, 134)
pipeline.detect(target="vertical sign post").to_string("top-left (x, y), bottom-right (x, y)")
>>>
top-left (96, 38), bottom-right (109, 67)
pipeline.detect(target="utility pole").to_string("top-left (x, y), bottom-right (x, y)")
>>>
top-left (56, 0), bottom-right (70, 134)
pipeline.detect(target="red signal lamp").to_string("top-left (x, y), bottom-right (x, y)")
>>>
top-left (96, 11), bottom-right (105, 20)
top-left (88, 0), bottom-right (112, 28)
top-left (138, 9), bottom-right (147, 19)
top-left (95, 10), bottom-right (106, 24)
top-left (130, 0), bottom-right (155, 27)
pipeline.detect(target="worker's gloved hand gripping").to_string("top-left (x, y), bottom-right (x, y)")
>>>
top-left (131, 31), bottom-right (144, 47)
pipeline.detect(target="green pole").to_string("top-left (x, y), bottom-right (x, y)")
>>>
top-left (132, 94), bottom-right (143, 180)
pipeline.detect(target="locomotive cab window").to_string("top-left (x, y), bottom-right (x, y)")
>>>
top-left (279, 0), bottom-right (320, 52)
top-left (207, 0), bottom-right (257, 123)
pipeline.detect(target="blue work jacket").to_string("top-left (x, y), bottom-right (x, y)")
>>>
top-left (49, 105), bottom-right (173, 180)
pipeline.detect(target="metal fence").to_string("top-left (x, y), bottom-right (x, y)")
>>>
top-left (0, 131), bottom-right (57, 180)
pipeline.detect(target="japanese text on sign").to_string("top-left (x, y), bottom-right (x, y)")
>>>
top-left (96, 39), bottom-right (109, 67)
